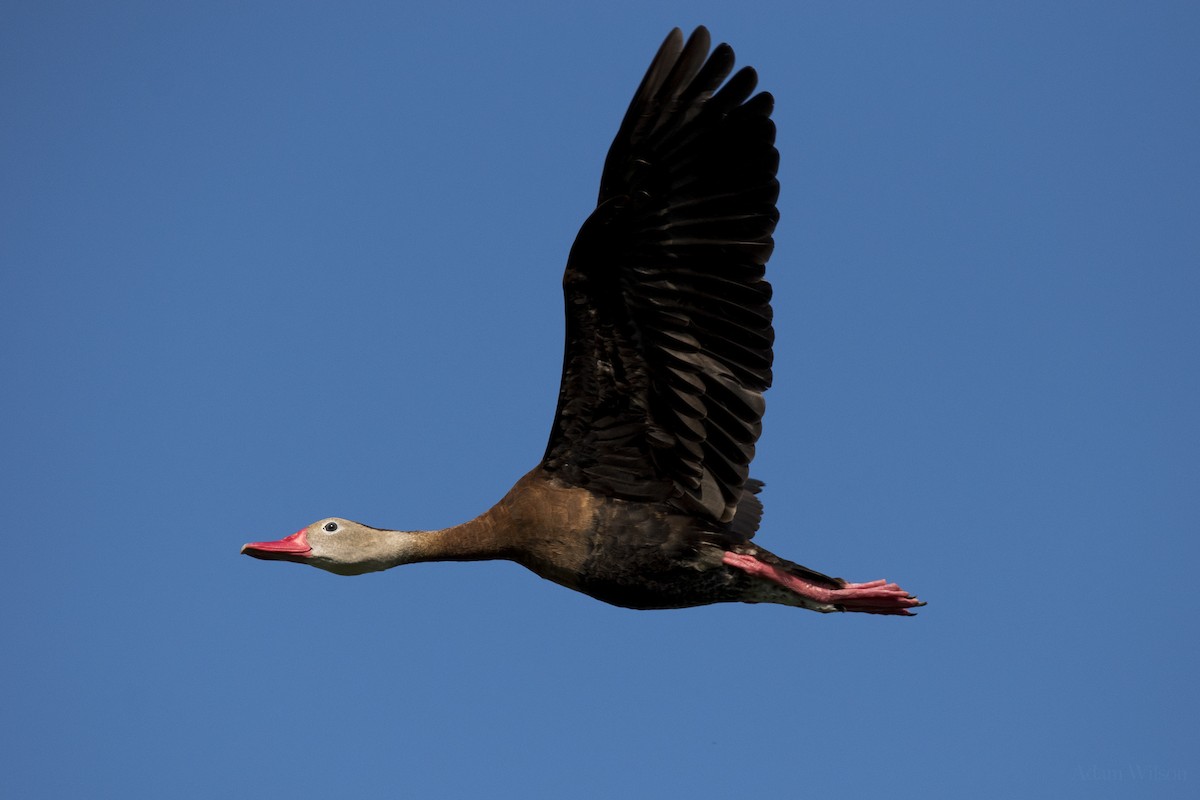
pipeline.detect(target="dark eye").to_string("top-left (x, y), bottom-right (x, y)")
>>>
top-left (323, 522), bottom-right (339, 532)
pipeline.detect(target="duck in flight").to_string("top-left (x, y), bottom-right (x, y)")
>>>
top-left (242, 27), bottom-right (924, 615)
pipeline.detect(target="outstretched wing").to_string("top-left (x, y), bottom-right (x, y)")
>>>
top-left (541, 27), bottom-right (779, 523)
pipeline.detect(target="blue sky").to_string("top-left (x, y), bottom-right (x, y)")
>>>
top-left (3, 1), bottom-right (1197, 797)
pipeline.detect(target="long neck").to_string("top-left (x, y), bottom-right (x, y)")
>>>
top-left (373, 505), bottom-right (515, 569)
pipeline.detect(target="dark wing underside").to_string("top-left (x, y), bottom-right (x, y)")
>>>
top-left (541, 27), bottom-right (780, 523)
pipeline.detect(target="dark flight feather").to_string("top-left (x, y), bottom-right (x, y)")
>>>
top-left (541, 27), bottom-right (779, 523)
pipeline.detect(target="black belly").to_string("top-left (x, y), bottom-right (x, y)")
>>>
top-left (575, 568), bottom-right (743, 610)
top-left (545, 493), bottom-right (756, 610)
top-left (576, 522), bottom-right (745, 610)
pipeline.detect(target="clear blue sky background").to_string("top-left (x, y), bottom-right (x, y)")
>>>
top-left (3, 2), bottom-right (1197, 798)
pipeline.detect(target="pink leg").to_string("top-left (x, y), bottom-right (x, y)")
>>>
top-left (723, 552), bottom-right (924, 616)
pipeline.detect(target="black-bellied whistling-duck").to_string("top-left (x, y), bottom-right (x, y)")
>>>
top-left (242, 27), bottom-right (923, 616)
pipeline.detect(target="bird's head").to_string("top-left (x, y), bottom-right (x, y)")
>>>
top-left (241, 518), bottom-right (412, 576)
